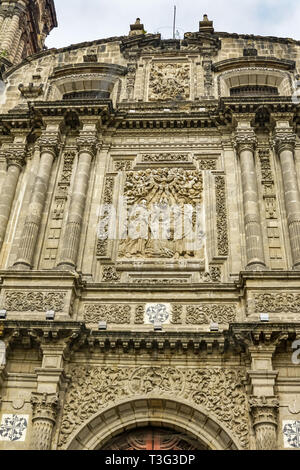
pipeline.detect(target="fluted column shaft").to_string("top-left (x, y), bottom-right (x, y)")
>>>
top-left (0, 153), bottom-right (23, 250)
top-left (1, 13), bottom-right (20, 55)
top-left (13, 128), bottom-right (61, 269)
top-left (235, 126), bottom-right (266, 270)
top-left (274, 127), bottom-right (300, 269)
top-left (58, 128), bottom-right (97, 269)
top-left (30, 392), bottom-right (58, 450)
top-left (250, 396), bottom-right (279, 450)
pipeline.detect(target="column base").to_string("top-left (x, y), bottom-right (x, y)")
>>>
top-left (10, 262), bottom-right (31, 271)
top-left (246, 262), bottom-right (266, 272)
top-left (56, 262), bottom-right (76, 272)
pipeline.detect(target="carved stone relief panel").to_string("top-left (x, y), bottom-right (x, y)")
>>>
top-left (254, 293), bottom-right (300, 314)
top-left (134, 303), bottom-right (237, 325)
top-left (84, 304), bottom-right (131, 324)
top-left (215, 175), bottom-right (229, 257)
top-left (246, 291), bottom-right (300, 319)
top-left (58, 366), bottom-right (249, 449)
top-left (118, 168), bottom-right (204, 262)
top-left (4, 290), bottom-right (66, 312)
top-left (141, 153), bottom-right (189, 163)
top-left (148, 63), bottom-right (190, 101)
top-left (96, 174), bottom-right (116, 259)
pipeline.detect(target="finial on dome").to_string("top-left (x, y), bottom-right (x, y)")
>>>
top-left (129, 18), bottom-right (145, 36)
top-left (199, 14), bottom-right (214, 34)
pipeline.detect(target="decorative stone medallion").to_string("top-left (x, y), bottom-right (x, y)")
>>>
top-left (0, 414), bottom-right (28, 442)
top-left (145, 303), bottom-right (171, 324)
top-left (283, 421), bottom-right (300, 448)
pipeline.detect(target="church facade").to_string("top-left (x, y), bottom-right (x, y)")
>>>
top-left (0, 0), bottom-right (300, 450)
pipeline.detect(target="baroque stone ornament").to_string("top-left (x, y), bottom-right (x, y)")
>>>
top-left (4, 291), bottom-right (66, 312)
top-left (102, 266), bottom-right (120, 282)
top-left (141, 153), bottom-right (189, 162)
top-left (84, 304), bottom-right (131, 324)
top-left (215, 176), bottom-right (229, 257)
top-left (249, 396), bottom-right (279, 450)
top-left (198, 159), bottom-right (217, 171)
top-left (254, 293), bottom-right (300, 313)
top-left (134, 304), bottom-right (145, 324)
top-left (30, 392), bottom-right (59, 450)
top-left (171, 304), bottom-right (183, 324)
top-left (200, 266), bottom-right (221, 283)
top-left (115, 160), bottom-right (132, 171)
top-left (186, 304), bottom-right (236, 324)
top-left (118, 168), bottom-right (204, 260)
top-left (148, 63), bottom-right (190, 101)
top-left (58, 366), bottom-right (249, 449)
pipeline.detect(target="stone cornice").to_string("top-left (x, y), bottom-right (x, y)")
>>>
top-left (212, 56), bottom-right (295, 73)
top-left (0, 97), bottom-right (298, 138)
top-left (50, 63), bottom-right (128, 80)
top-left (0, 321), bottom-right (299, 355)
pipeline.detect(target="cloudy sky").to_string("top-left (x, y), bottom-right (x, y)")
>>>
top-left (46, 0), bottom-right (300, 49)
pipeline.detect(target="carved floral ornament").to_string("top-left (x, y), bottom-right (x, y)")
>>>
top-left (82, 302), bottom-right (236, 325)
top-left (4, 291), bottom-right (66, 312)
top-left (254, 293), bottom-right (300, 313)
top-left (58, 366), bottom-right (249, 449)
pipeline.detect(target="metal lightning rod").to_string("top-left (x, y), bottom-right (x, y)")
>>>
top-left (173, 5), bottom-right (176, 39)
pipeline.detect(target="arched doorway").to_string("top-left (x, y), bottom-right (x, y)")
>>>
top-left (65, 398), bottom-right (241, 450)
top-left (100, 426), bottom-right (204, 450)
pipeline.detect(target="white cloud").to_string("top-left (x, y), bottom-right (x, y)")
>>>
top-left (45, 0), bottom-right (300, 49)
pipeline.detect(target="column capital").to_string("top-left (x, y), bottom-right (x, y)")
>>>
top-left (6, 148), bottom-right (26, 169)
top-left (37, 134), bottom-right (61, 158)
top-left (249, 395), bottom-right (279, 426)
top-left (30, 392), bottom-right (59, 424)
top-left (76, 133), bottom-right (98, 157)
top-left (273, 126), bottom-right (296, 153)
top-left (233, 129), bottom-right (257, 153)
